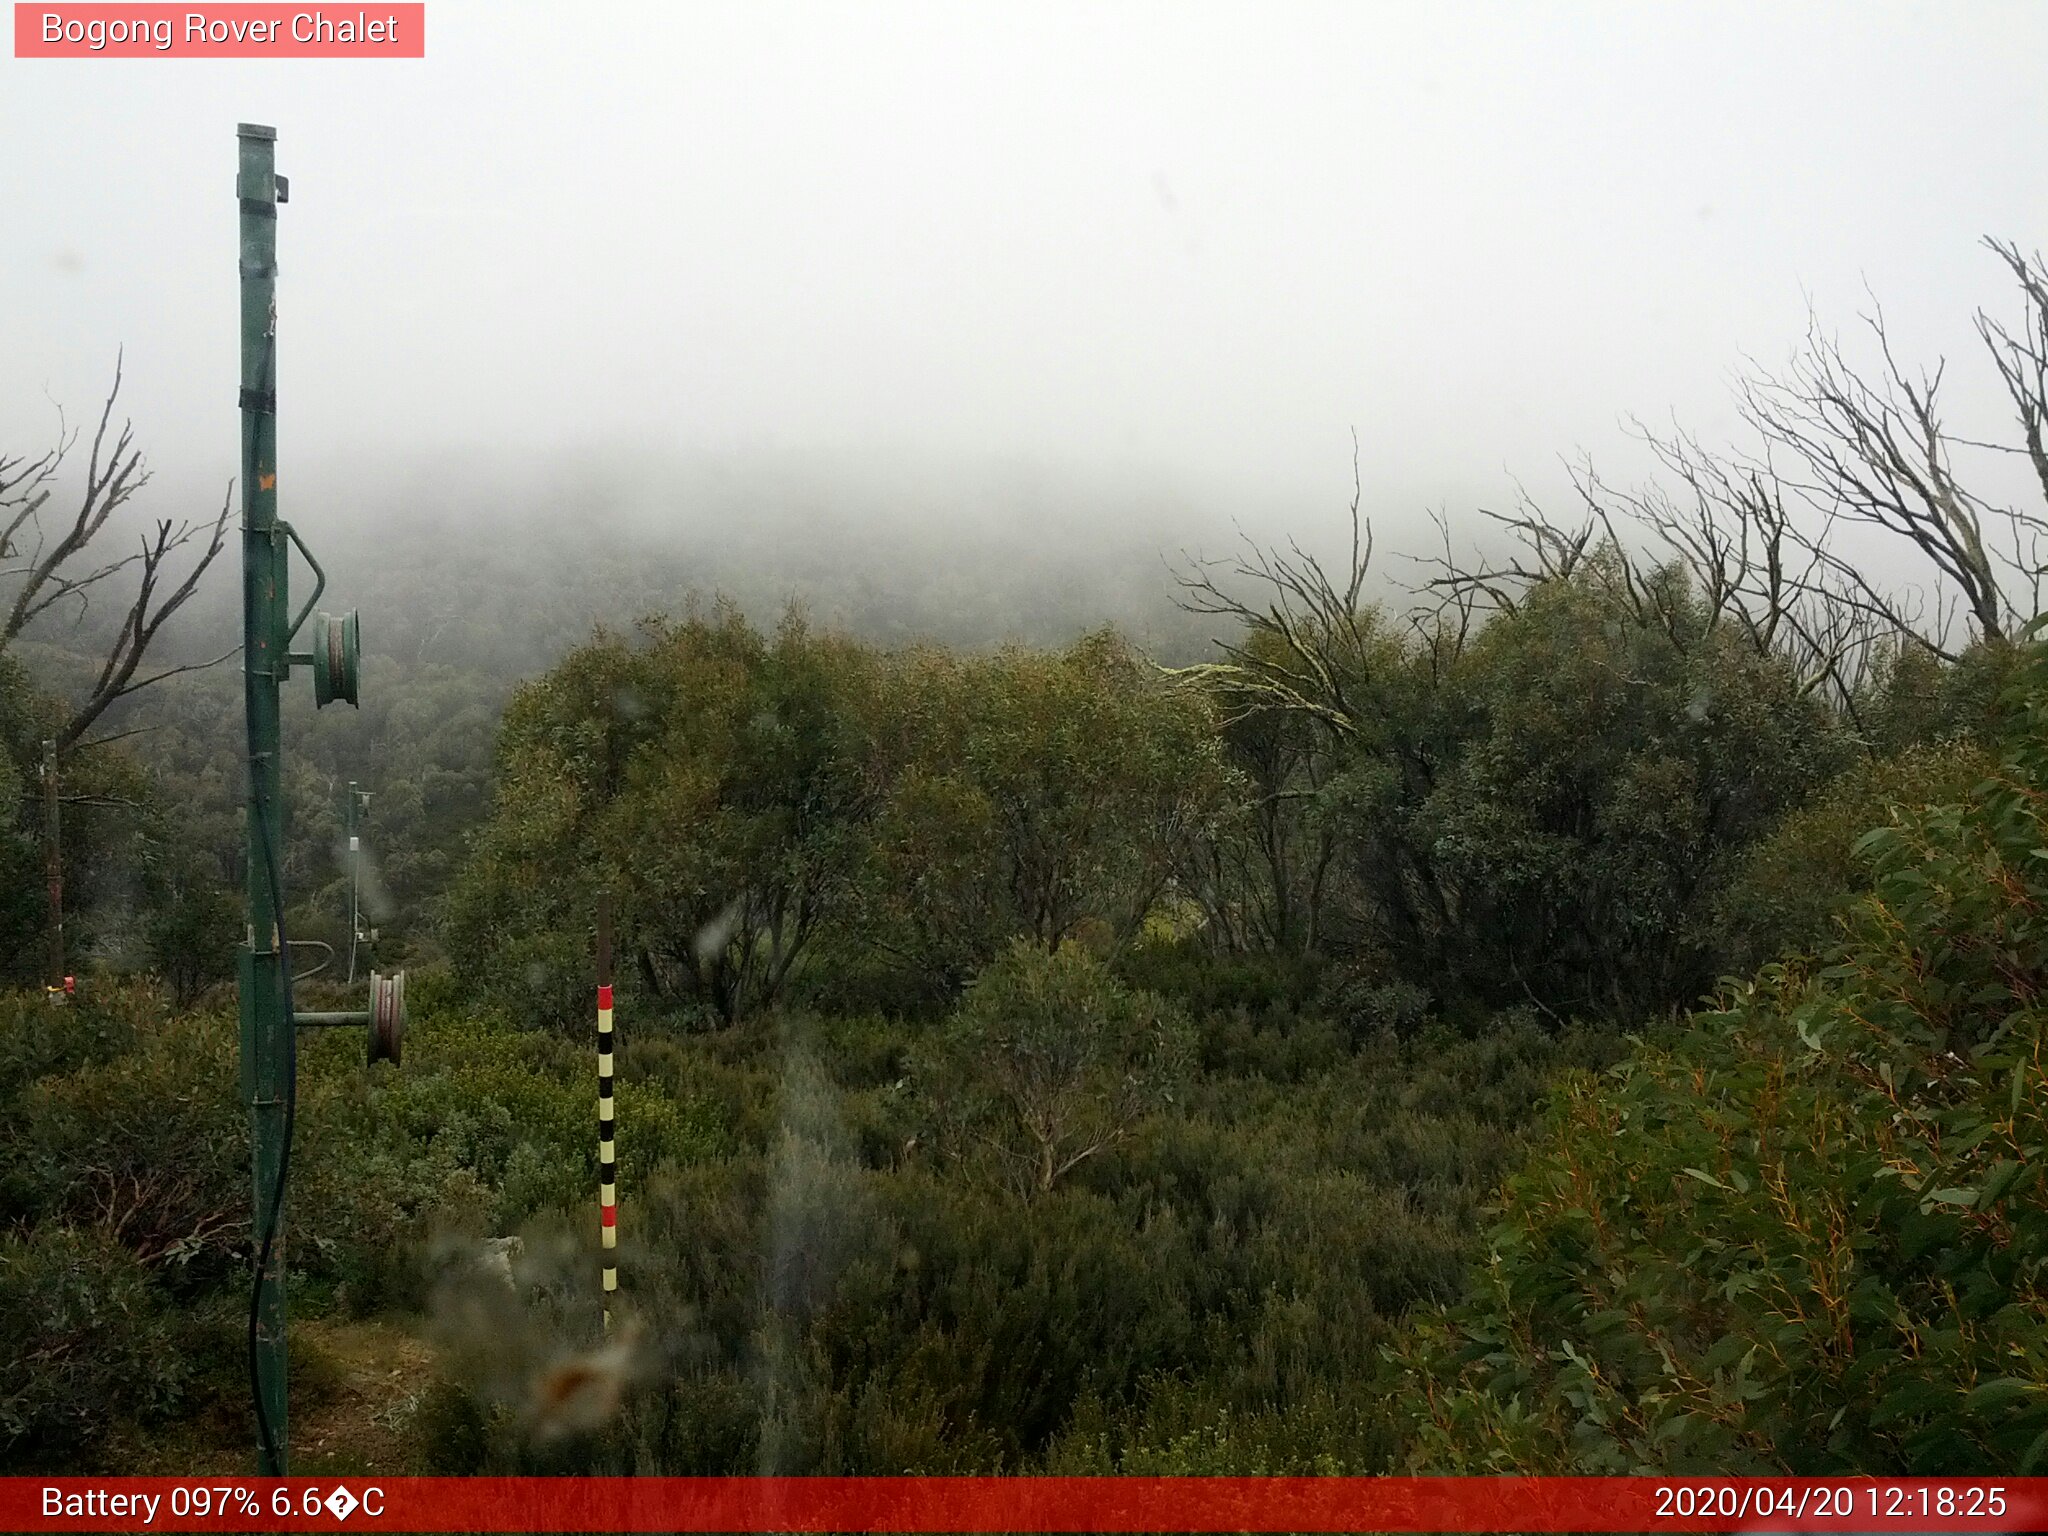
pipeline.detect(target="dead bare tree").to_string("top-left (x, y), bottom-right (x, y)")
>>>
top-left (1451, 437), bottom-right (1895, 718)
top-left (1405, 238), bottom-right (2048, 723)
top-left (1168, 432), bottom-right (1395, 741)
top-left (1976, 238), bottom-right (2048, 610)
top-left (0, 357), bottom-right (234, 753)
top-left (1168, 440), bottom-right (1467, 959)
top-left (1165, 241), bottom-right (2048, 987)
top-left (1735, 306), bottom-right (2025, 656)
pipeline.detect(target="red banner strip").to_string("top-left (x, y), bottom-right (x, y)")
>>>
top-left (5, 1476), bottom-right (2043, 1532)
top-left (13, 5), bottom-right (424, 58)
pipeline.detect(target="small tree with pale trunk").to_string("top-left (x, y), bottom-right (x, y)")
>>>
top-left (919, 941), bottom-right (1193, 1198)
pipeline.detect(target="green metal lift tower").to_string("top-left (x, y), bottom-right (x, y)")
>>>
top-left (235, 121), bottom-right (401, 1476)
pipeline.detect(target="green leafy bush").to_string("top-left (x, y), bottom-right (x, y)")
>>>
top-left (444, 604), bottom-right (886, 1025)
top-left (858, 632), bottom-right (1233, 999)
top-left (1188, 558), bottom-right (1856, 1024)
top-left (1397, 640), bottom-right (2048, 1474)
top-left (0, 1227), bottom-right (193, 1468)
top-left (140, 853), bottom-right (241, 1009)
top-left (1713, 739), bottom-right (1994, 974)
top-left (415, 993), bottom-right (1584, 1477)
top-left (917, 943), bottom-right (1193, 1197)
top-left (446, 615), bottom-right (1232, 1027)
top-left (5, 1009), bottom-right (246, 1277)
top-left (0, 981), bottom-right (149, 1116)
top-left (297, 1001), bottom-right (727, 1311)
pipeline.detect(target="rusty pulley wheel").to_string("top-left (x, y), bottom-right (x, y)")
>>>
top-left (312, 609), bottom-right (360, 708)
top-left (368, 968), bottom-right (405, 1065)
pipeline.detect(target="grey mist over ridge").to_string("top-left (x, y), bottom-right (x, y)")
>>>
top-left (262, 443), bottom-right (1314, 669)
top-left (4, 0), bottom-right (2046, 661)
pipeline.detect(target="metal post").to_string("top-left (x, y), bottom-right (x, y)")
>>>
top-left (236, 120), bottom-right (290, 1475)
top-left (597, 891), bottom-right (617, 1329)
top-left (41, 739), bottom-right (62, 994)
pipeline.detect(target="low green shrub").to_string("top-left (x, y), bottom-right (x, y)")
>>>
top-left (1396, 644), bottom-right (2048, 1474)
top-left (297, 1001), bottom-right (727, 1313)
top-left (5, 1009), bottom-right (245, 1279)
top-left (915, 943), bottom-right (1193, 1198)
top-left (0, 981), bottom-right (153, 1113)
top-left (0, 1227), bottom-right (193, 1468)
top-left (1712, 738), bottom-right (1994, 974)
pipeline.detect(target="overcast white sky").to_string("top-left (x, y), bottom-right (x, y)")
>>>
top-left (3, 1), bottom-right (2045, 544)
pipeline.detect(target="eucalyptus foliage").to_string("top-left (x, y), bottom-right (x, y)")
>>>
top-left (1399, 638), bottom-right (2048, 1473)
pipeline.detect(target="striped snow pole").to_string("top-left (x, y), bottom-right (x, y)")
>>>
top-left (596, 891), bottom-right (617, 1330)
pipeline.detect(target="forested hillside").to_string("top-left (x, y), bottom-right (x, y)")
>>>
top-left (7, 246), bottom-right (2048, 1477)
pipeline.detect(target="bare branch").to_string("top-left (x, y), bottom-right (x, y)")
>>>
top-left (1168, 433), bottom-right (1384, 739)
top-left (0, 361), bottom-right (235, 759)
top-left (1977, 237), bottom-right (2048, 518)
top-left (1737, 296), bottom-right (2040, 650)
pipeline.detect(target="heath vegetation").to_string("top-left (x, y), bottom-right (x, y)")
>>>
top-left (7, 243), bottom-right (2048, 1475)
